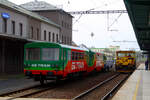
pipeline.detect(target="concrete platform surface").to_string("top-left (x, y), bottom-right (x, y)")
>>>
top-left (112, 64), bottom-right (150, 100)
top-left (0, 75), bottom-right (40, 95)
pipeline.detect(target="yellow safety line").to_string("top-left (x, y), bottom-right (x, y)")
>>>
top-left (132, 76), bottom-right (141, 100)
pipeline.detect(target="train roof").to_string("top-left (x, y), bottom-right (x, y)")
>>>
top-left (60, 44), bottom-right (89, 51)
top-left (25, 42), bottom-right (89, 51)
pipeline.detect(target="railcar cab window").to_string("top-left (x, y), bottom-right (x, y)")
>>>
top-left (26, 48), bottom-right (40, 61)
top-left (42, 48), bottom-right (59, 61)
top-left (118, 53), bottom-right (135, 57)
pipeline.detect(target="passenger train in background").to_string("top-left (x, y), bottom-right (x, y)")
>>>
top-left (24, 42), bottom-right (114, 84)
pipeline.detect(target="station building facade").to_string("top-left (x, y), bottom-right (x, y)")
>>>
top-left (0, 0), bottom-right (61, 74)
top-left (21, 0), bottom-right (73, 45)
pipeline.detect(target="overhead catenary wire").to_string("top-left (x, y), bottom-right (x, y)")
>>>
top-left (109, 13), bottom-right (122, 29)
top-left (72, 0), bottom-right (117, 25)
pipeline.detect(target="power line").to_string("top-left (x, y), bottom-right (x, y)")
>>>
top-left (68, 10), bottom-right (127, 15)
top-left (113, 40), bottom-right (137, 43)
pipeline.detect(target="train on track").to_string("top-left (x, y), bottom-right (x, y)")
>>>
top-left (24, 42), bottom-right (114, 84)
top-left (115, 50), bottom-right (136, 73)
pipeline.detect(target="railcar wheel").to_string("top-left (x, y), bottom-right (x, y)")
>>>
top-left (40, 76), bottom-right (45, 85)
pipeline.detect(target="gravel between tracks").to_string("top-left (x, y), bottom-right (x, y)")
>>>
top-left (76, 74), bottom-right (128, 100)
top-left (27, 72), bottom-right (116, 99)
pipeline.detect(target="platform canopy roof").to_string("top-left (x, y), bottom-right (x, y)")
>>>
top-left (124, 0), bottom-right (150, 51)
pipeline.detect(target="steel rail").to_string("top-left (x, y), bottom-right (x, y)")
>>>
top-left (101, 74), bottom-right (129, 100)
top-left (0, 85), bottom-right (41, 96)
top-left (0, 81), bottom-right (56, 98)
top-left (4, 86), bottom-right (55, 99)
top-left (71, 73), bottom-right (120, 100)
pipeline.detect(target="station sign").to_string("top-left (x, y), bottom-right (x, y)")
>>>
top-left (1, 13), bottom-right (10, 19)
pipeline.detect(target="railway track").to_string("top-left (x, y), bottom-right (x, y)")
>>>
top-left (0, 81), bottom-right (56, 99)
top-left (71, 73), bottom-right (129, 100)
top-left (0, 73), bottom-right (129, 100)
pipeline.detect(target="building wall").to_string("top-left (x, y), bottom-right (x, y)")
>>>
top-left (0, 38), bottom-right (26, 74)
top-left (35, 11), bottom-right (72, 45)
top-left (0, 6), bottom-right (28, 38)
top-left (28, 18), bottom-right (41, 40)
top-left (4, 40), bottom-right (24, 74)
top-left (59, 11), bottom-right (72, 45)
top-left (41, 22), bottom-right (60, 42)
top-left (37, 11), bottom-right (59, 24)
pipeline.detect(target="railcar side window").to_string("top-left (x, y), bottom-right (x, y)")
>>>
top-left (26, 48), bottom-right (40, 61)
top-left (75, 53), bottom-right (78, 60)
top-left (79, 53), bottom-right (82, 60)
top-left (42, 48), bottom-right (59, 61)
top-left (72, 52), bottom-right (75, 60)
top-left (81, 53), bottom-right (84, 60)
top-left (71, 51), bottom-right (84, 61)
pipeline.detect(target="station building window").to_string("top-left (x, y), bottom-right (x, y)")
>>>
top-left (56, 34), bottom-right (59, 43)
top-left (11, 21), bottom-right (15, 35)
top-left (2, 18), bottom-right (7, 33)
top-left (52, 33), bottom-right (55, 42)
top-left (49, 32), bottom-right (51, 42)
top-left (19, 23), bottom-right (23, 36)
top-left (64, 36), bottom-right (66, 44)
top-left (44, 30), bottom-right (46, 41)
top-left (62, 35), bottom-right (64, 43)
top-left (37, 28), bottom-right (39, 40)
top-left (62, 21), bottom-right (64, 27)
top-left (31, 26), bottom-right (33, 39)
top-left (67, 37), bottom-right (69, 45)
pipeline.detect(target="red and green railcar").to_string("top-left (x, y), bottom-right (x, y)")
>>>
top-left (24, 42), bottom-right (104, 84)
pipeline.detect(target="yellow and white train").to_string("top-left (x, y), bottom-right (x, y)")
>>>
top-left (115, 50), bottom-right (136, 73)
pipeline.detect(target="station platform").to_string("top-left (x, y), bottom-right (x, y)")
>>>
top-left (0, 75), bottom-right (40, 95)
top-left (112, 64), bottom-right (150, 100)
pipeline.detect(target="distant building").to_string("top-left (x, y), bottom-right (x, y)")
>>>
top-left (109, 45), bottom-right (120, 51)
top-left (90, 48), bottom-right (105, 53)
top-left (90, 46), bottom-right (120, 56)
top-left (21, 0), bottom-right (73, 45)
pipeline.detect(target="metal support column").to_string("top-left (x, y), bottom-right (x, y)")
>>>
top-left (148, 53), bottom-right (150, 70)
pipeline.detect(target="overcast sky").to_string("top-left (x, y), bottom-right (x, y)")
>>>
top-left (9, 0), bottom-right (140, 50)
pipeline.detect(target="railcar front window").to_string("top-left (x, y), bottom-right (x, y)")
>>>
top-left (42, 48), bottom-right (59, 61)
top-left (26, 48), bottom-right (40, 61)
top-left (118, 53), bottom-right (135, 57)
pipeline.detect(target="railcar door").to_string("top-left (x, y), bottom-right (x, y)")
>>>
top-left (62, 48), bottom-right (68, 77)
top-left (89, 52), bottom-right (95, 66)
